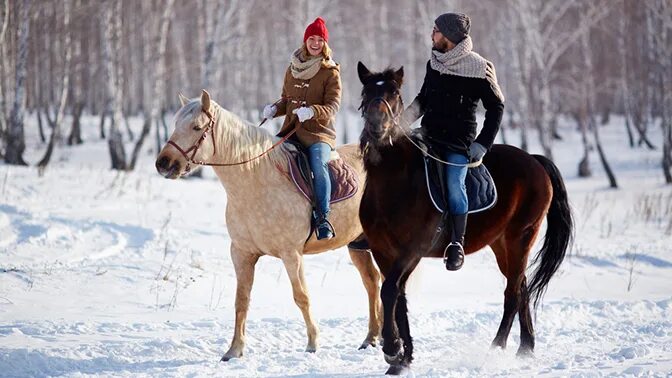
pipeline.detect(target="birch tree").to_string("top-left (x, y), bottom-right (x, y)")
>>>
top-left (101, 0), bottom-right (127, 170)
top-left (0, 0), bottom-right (9, 154)
top-left (129, 0), bottom-right (176, 170)
top-left (5, 0), bottom-right (31, 165)
top-left (37, 0), bottom-right (73, 173)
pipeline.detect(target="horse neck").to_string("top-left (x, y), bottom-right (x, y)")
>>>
top-left (209, 105), bottom-right (287, 195)
top-left (364, 137), bottom-right (418, 177)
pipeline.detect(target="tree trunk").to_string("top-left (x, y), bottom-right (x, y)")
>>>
top-left (576, 113), bottom-right (592, 178)
top-left (581, 14), bottom-right (617, 188)
top-left (67, 102), bottom-right (84, 145)
top-left (130, 0), bottom-right (175, 170)
top-left (38, 0), bottom-right (73, 173)
top-left (124, 116), bottom-right (134, 141)
top-left (99, 111), bottom-right (107, 139)
top-left (102, 0), bottom-right (127, 170)
top-left (37, 110), bottom-right (46, 143)
top-left (0, 0), bottom-right (8, 155)
top-left (5, 0), bottom-right (31, 165)
top-left (594, 124), bottom-right (618, 188)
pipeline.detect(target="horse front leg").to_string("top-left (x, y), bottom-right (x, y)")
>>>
top-left (380, 267), bottom-right (403, 365)
top-left (348, 248), bottom-right (382, 349)
top-left (221, 247), bottom-right (259, 361)
top-left (385, 258), bottom-right (420, 375)
top-left (281, 250), bottom-right (319, 352)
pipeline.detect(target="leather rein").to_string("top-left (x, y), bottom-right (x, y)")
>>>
top-left (167, 102), bottom-right (294, 172)
top-left (361, 84), bottom-right (482, 168)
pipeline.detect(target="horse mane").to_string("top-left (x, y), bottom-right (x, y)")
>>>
top-left (178, 99), bottom-right (288, 171)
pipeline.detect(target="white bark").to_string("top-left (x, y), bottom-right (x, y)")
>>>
top-left (102, 0), bottom-right (127, 170)
top-left (130, 0), bottom-right (176, 170)
top-left (37, 0), bottom-right (73, 172)
top-left (5, 0), bottom-right (32, 165)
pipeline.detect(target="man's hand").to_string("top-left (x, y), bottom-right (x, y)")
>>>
top-left (468, 142), bottom-right (487, 161)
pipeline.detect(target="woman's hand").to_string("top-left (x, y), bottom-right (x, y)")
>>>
top-left (292, 107), bottom-right (314, 122)
top-left (263, 104), bottom-right (277, 119)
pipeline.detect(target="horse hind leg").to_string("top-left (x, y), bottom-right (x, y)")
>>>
top-left (517, 276), bottom-right (535, 357)
top-left (348, 247), bottom-right (382, 349)
top-left (490, 239), bottom-right (523, 350)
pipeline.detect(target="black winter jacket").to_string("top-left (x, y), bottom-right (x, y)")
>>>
top-left (413, 61), bottom-right (504, 155)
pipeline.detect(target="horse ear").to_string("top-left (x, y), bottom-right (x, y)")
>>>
top-left (178, 93), bottom-right (189, 106)
top-left (201, 89), bottom-right (211, 112)
top-left (394, 66), bottom-right (404, 86)
top-left (357, 61), bottom-right (372, 84)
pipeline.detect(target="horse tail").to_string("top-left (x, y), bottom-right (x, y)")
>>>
top-left (528, 154), bottom-right (574, 309)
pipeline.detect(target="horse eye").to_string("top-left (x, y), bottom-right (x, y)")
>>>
top-left (192, 124), bottom-right (202, 131)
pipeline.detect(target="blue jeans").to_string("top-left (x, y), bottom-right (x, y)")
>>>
top-left (444, 152), bottom-right (468, 215)
top-left (308, 142), bottom-right (332, 216)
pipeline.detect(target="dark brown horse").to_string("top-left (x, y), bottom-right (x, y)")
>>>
top-left (356, 62), bottom-right (573, 375)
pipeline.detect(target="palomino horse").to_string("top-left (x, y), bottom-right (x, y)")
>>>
top-left (155, 90), bottom-right (382, 361)
top-left (356, 63), bottom-right (573, 374)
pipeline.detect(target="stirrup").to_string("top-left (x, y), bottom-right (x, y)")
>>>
top-left (442, 242), bottom-right (463, 263)
top-left (316, 217), bottom-right (335, 240)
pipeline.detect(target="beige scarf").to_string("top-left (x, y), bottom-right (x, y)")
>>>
top-left (290, 48), bottom-right (336, 80)
top-left (430, 36), bottom-right (505, 102)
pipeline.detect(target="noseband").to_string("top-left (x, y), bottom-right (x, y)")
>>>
top-left (361, 94), bottom-right (404, 129)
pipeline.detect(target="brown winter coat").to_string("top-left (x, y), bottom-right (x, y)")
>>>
top-left (275, 63), bottom-right (341, 149)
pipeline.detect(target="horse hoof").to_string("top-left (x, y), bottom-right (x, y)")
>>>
top-left (305, 346), bottom-right (317, 353)
top-left (490, 340), bottom-right (506, 350)
top-left (359, 338), bottom-right (378, 350)
top-left (359, 342), bottom-right (375, 350)
top-left (384, 352), bottom-right (403, 365)
top-left (221, 348), bottom-right (243, 362)
top-left (385, 363), bottom-right (409, 375)
top-left (516, 348), bottom-right (534, 358)
top-left (221, 354), bottom-right (238, 362)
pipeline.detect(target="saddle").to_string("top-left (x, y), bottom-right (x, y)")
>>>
top-left (285, 140), bottom-right (359, 236)
top-left (412, 133), bottom-right (497, 214)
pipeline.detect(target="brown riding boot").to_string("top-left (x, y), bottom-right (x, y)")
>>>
top-left (444, 213), bottom-right (467, 271)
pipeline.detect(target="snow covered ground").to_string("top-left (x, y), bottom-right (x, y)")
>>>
top-left (1, 113), bottom-right (671, 377)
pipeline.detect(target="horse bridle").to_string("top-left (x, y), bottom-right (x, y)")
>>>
top-left (167, 104), bottom-right (296, 172)
top-left (361, 81), bottom-right (482, 168)
top-left (167, 108), bottom-right (218, 172)
top-left (361, 92), bottom-right (404, 130)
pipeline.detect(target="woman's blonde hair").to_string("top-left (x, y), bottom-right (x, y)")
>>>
top-left (300, 41), bottom-right (332, 61)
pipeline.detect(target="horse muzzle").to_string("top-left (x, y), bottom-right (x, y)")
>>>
top-left (155, 155), bottom-right (183, 179)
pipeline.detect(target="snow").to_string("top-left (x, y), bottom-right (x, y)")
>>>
top-left (1, 113), bottom-right (671, 377)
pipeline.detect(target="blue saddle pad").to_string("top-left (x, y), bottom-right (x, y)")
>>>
top-left (423, 155), bottom-right (497, 214)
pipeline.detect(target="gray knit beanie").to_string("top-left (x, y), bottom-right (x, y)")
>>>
top-left (435, 12), bottom-right (470, 44)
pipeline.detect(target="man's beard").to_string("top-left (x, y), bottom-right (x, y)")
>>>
top-left (432, 39), bottom-right (449, 53)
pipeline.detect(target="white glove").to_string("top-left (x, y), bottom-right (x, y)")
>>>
top-left (292, 106), bottom-right (314, 122)
top-left (262, 104), bottom-right (277, 119)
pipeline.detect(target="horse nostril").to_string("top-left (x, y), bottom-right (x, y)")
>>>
top-left (156, 156), bottom-right (169, 172)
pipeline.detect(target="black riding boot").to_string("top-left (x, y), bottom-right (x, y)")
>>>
top-left (444, 213), bottom-right (467, 271)
top-left (315, 212), bottom-right (335, 240)
top-left (427, 211), bottom-right (452, 257)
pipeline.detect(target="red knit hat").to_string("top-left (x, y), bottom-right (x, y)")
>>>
top-left (303, 17), bottom-right (329, 43)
